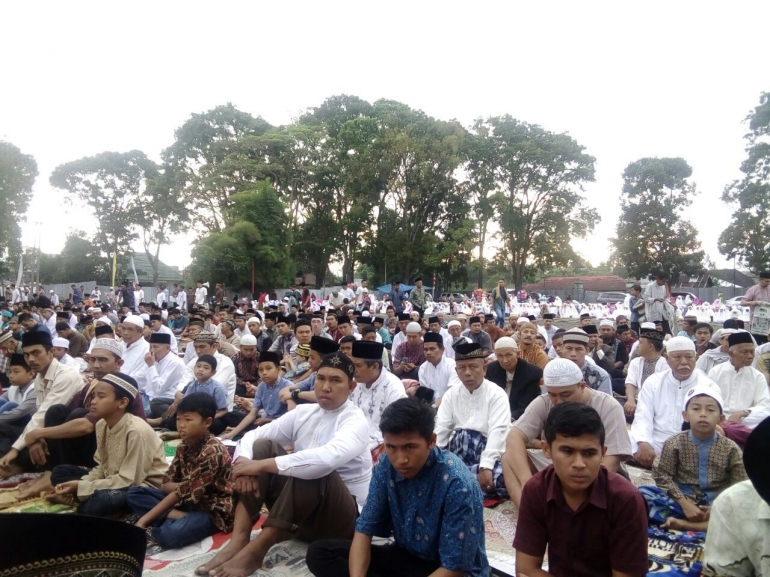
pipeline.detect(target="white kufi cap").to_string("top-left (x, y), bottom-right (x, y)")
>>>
top-left (664, 336), bottom-right (696, 353)
top-left (52, 337), bottom-right (69, 349)
top-left (543, 358), bottom-right (584, 388)
top-left (495, 337), bottom-right (518, 351)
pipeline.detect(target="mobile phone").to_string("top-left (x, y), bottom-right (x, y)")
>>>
top-left (402, 357), bottom-right (409, 364)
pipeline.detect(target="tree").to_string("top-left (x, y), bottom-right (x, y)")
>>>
top-left (50, 151), bottom-right (159, 285)
top-left (188, 180), bottom-right (293, 292)
top-left (470, 116), bottom-right (598, 288)
top-left (0, 141), bottom-right (37, 264)
top-left (719, 92), bottom-right (770, 273)
top-left (612, 157), bottom-right (705, 279)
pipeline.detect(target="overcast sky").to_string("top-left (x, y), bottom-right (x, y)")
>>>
top-left (2, 1), bottom-right (768, 275)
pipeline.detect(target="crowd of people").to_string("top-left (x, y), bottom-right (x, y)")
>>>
top-left (0, 270), bottom-right (769, 576)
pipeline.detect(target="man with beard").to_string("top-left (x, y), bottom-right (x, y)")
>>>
top-left (485, 337), bottom-right (543, 420)
top-left (516, 322), bottom-right (549, 369)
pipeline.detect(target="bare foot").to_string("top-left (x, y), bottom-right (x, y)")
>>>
top-left (45, 492), bottom-right (76, 506)
top-left (17, 471), bottom-right (53, 500)
top-left (195, 536), bottom-right (249, 576)
top-left (211, 546), bottom-right (265, 577)
top-left (0, 464), bottom-right (23, 480)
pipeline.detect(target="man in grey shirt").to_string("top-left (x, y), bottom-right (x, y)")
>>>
top-left (465, 316), bottom-right (492, 357)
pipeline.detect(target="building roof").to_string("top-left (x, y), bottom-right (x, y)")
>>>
top-left (523, 275), bottom-right (627, 292)
top-left (707, 269), bottom-right (756, 290)
top-left (125, 252), bottom-right (183, 285)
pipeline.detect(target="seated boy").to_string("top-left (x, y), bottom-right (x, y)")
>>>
top-left (0, 354), bottom-right (37, 456)
top-left (127, 393), bottom-right (235, 549)
top-left (194, 352), bottom-right (372, 577)
top-left (48, 372), bottom-right (167, 517)
top-left (306, 397), bottom-right (489, 576)
top-left (514, 402), bottom-right (649, 577)
top-left (220, 351), bottom-right (292, 440)
top-left (639, 384), bottom-right (747, 531)
top-left (150, 354), bottom-right (227, 436)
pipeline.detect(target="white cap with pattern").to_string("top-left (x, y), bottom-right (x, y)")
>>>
top-left (543, 358), bottom-right (584, 388)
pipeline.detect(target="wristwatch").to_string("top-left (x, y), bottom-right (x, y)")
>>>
top-left (291, 389), bottom-right (301, 402)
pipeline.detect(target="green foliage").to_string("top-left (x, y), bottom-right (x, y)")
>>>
top-left (469, 117), bottom-right (598, 289)
top-left (612, 157), bottom-right (705, 279)
top-left (719, 92), bottom-right (770, 273)
top-left (0, 141), bottom-right (37, 264)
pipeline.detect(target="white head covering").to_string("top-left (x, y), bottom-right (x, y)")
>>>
top-left (51, 337), bottom-right (69, 349)
top-left (495, 336), bottom-right (518, 351)
top-left (122, 315), bottom-right (144, 329)
top-left (543, 358), bottom-right (584, 388)
top-left (683, 383), bottom-right (724, 412)
top-left (140, 313), bottom-right (150, 321)
top-left (240, 334), bottom-right (258, 346)
top-left (447, 320), bottom-right (461, 328)
top-left (91, 338), bottom-right (123, 358)
top-left (246, 317), bottom-right (261, 325)
top-left (640, 322), bottom-right (656, 330)
top-left (516, 317), bottom-right (528, 325)
top-left (600, 318), bottom-right (615, 328)
top-left (362, 311), bottom-right (371, 317)
top-left (96, 317), bottom-right (113, 326)
top-left (406, 322), bottom-right (422, 334)
top-left (664, 336), bottom-right (696, 353)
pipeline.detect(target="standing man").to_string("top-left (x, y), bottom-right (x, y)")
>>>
top-left (408, 278), bottom-right (428, 319)
top-left (741, 271), bottom-right (770, 345)
top-left (643, 271), bottom-right (676, 335)
top-left (176, 284), bottom-right (187, 310)
top-left (388, 281), bottom-right (407, 314)
top-left (195, 280), bottom-right (208, 309)
top-left (134, 284), bottom-right (145, 305)
top-left (70, 284), bottom-right (83, 305)
top-left (490, 279), bottom-right (510, 329)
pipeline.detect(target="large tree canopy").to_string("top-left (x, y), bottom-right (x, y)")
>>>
top-left (0, 141), bottom-right (37, 265)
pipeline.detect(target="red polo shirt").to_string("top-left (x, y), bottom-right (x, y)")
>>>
top-left (513, 465), bottom-right (648, 577)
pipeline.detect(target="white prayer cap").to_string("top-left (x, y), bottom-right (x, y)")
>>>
top-left (447, 320), bottom-right (461, 328)
top-left (664, 336), bottom-right (696, 353)
top-left (640, 322), bottom-right (656, 330)
top-left (91, 338), bottom-right (123, 358)
top-left (599, 318), bottom-right (615, 328)
top-left (49, 289), bottom-right (54, 294)
top-left (51, 337), bottom-right (69, 349)
top-left (683, 383), bottom-right (723, 412)
top-left (406, 322), bottom-right (422, 334)
top-left (122, 315), bottom-right (144, 329)
top-left (495, 337), bottom-right (518, 351)
top-left (362, 311), bottom-right (370, 317)
top-left (543, 358), bottom-right (584, 388)
top-left (246, 317), bottom-right (261, 325)
top-left (139, 313), bottom-right (150, 321)
top-left (240, 334), bottom-right (257, 346)
top-left (96, 317), bottom-right (113, 326)
top-left (516, 317), bottom-right (528, 324)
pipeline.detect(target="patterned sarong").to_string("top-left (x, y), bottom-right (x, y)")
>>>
top-left (447, 428), bottom-right (508, 498)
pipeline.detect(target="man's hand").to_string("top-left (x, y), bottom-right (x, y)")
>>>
top-left (135, 515), bottom-right (152, 529)
top-left (244, 383), bottom-right (257, 397)
top-left (477, 468), bottom-right (495, 494)
top-left (165, 403), bottom-right (178, 419)
top-left (633, 442), bottom-right (656, 468)
top-left (232, 460), bottom-right (264, 480)
top-left (54, 481), bottom-right (79, 496)
top-left (279, 387), bottom-right (295, 403)
top-left (624, 398), bottom-right (636, 417)
top-left (727, 410), bottom-right (749, 423)
top-left (24, 428), bottom-right (41, 447)
top-left (144, 350), bottom-right (156, 367)
top-left (28, 440), bottom-right (48, 466)
top-left (680, 499), bottom-right (706, 522)
top-left (0, 448), bottom-right (19, 468)
top-left (233, 475), bottom-right (259, 495)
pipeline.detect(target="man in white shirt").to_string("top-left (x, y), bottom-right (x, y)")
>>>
top-left (197, 351), bottom-right (372, 577)
top-left (446, 320), bottom-right (471, 359)
top-left (91, 287), bottom-right (101, 302)
top-left (40, 309), bottom-right (57, 334)
top-left (414, 331), bottom-right (461, 405)
top-left (118, 315), bottom-right (150, 380)
top-left (436, 342), bottom-right (511, 498)
top-left (194, 280), bottom-right (207, 308)
top-left (390, 313), bottom-right (411, 354)
top-left (49, 290), bottom-right (59, 307)
top-left (133, 284), bottom-right (145, 304)
top-left (177, 331), bottom-right (236, 410)
top-left (148, 314), bottom-right (178, 355)
top-left (349, 340), bottom-right (407, 459)
top-left (137, 332), bottom-right (186, 418)
top-left (623, 325), bottom-right (668, 417)
top-left (341, 282), bottom-right (356, 303)
top-left (630, 336), bottom-right (722, 466)
top-left (175, 285), bottom-right (187, 310)
top-left (10, 284), bottom-right (21, 304)
top-left (709, 330), bottom-right (770, 436)
top-left (50, 337), bottom-right (81, 371)
top-left (698, 328), bottom-right (737, 375)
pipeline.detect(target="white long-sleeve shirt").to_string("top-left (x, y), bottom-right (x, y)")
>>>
top-left (234, 402), bottom-right (373, 508)
top-left (153, 325), bottom-right (178, 354)
top-left (349, 369), bottom-right (407, 450)
top-left (176, 290), bottom-right (187, 309)
top-left (418, 354), bottom-right (462, 400)
top-left (624, 355), bottom-right (668, 391)
top-left (120, 338), bottom-right (150, 381)
top-left (708, 362), bottom-right (770, 427)
top-left (178, 351), bottom-right (236, 410)
top-left (436, 379), bottom-right (511, 470)
top-left (137, 352), bottom-right (186, 401)
top-left (195, 287), bottom-right (207, 306)
top-left (630, 369), bottom-right (720, 454)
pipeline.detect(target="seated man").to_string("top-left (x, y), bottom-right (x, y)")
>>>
top-left (393, 322), bottom-right (426, 381)
top-left (697, 328), bottom-right (736, 375)
top-left (306, 397), bottom-right (489, 577)
top-left (465, 316), bottom-right (493, 356)
top-left (623, 325), bottom-right (667, 417)
top-left (0, 331), bottom-right (83, 480)
top-left (349, 340), bottom-right (407, 460)
top-left (584, 324), bottom-right (616, 375)
top-left (560, 328), bottom-right (613, 395)
top-left (195, 352), bottom-right (372, 577)
top-left (599, 319), bottom-right (629, 380)
top-left (502, 358), bottom-right (631, 507)
top-left (704, 417), bottom-right (770, 576)
top-left (0, 354), bottom-right (37, 456)
top-left (411, 331), bottom-right (462, 406)
top-left (178, 331), bottom-right (237, 410)
top-left (279, 336), bottom-right (340, 410)
top-left (630, 336), bottom-right (722, 467)
top-left (138, 333), bottom-right (186, 419)
top-left (484, 336), bottom-right (542, 420)
top-left (516, 322), bottom-right (549, 369)
top-left (436, 342), bottom-right (511, 498)
top-left (514, 402), bottom-right (649, 577)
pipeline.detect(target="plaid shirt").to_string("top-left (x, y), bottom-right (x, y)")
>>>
top-left (393, 342), bottom-right (427, 369)
top-left (163, 433), bottom-right (235, 532)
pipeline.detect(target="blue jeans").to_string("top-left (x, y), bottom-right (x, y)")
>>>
top-left (139, 392), bottom-right (152, 417)
top-left (51, 464), bottom-right (129, 517)
top-left (126, 486), bottom-right (218, 549)
top-left (0, 400), bottom-right (18, 414)
top-left (494, 305), bottom-right (506, 328)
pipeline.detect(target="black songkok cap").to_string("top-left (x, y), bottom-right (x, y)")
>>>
top-left (310, 336), bottom-right (339, 356)
top-left (319, 351), bottom-right (355, 379)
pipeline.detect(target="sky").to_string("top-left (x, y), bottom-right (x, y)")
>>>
top-left (2, 1), bottom-right (768, 275)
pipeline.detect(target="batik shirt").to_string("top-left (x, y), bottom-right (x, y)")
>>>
top-left (356, 447), bottom-right (489, 577)
top-left (163, 432), bottom-right (235, 532)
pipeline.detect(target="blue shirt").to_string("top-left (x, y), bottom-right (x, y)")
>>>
top-left (388, 288), bottom-right (406, 313)
top-left (254, 376), bottom-right (292, 418)
top-left (356, 447), bottom-right (489, 576)
top-left (684, 430), bottom-right (719, 503)
top-left (295, 372), bottom-right (316, 392)
top-left (184, 378), bottom-right (228, 410)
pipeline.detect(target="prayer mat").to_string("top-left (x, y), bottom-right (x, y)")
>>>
top-left (0, 486), bottom-right (73, 514)
top-left (647, 525), bottom-right (705, 576)
top-left (0, 513), bottom-right (146, 577)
